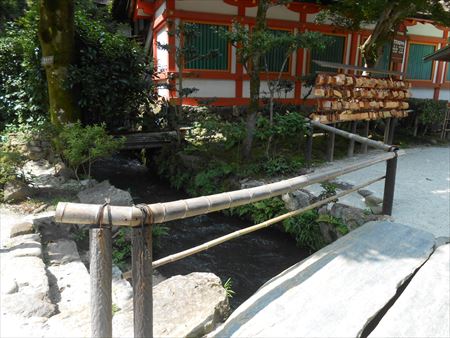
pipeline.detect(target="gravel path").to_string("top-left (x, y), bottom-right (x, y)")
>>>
top-left (317, 146), bottom-right (450, 238)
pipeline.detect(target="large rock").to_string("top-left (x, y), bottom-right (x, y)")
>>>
top-left (3, 180), bottom-right (34, 202)
top-left (330, 203), bottom-right (368, 230)
top-left (210, 221), bottom-right (436, 338)
top-left (153, 272), bottom-right (230, 337)
top-left (113, 272), bottom-right (229, 338)
top-left (77, 180), bottom-right (133, 206)
top-left (10, 220), bottom-right (35, 237)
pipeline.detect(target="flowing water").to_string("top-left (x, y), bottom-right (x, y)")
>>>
top-left (92, 155), bottom-right (309, 309)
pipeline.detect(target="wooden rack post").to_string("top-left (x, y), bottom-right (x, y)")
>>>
top-left (90, 227), bottom-right (112, 338)
top-left (326, 123), bottom-right (336, 162)
top-left (305, 129), bottom-right (313, 169)
top-left (361, 121), bottom-right (370, 154)
top-left (347, 121), bottom-right (358, 157)
top-left (132, 224), bottom-right (153, 338)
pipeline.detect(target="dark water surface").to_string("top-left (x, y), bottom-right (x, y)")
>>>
top-left (92, 156), bottom-right (309, 309)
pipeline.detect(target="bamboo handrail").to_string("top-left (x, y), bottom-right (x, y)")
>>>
top-left (120, 175), bottom-right (385, 280)
top-left (55, 150), bottom-right (402, 226)
top-left (310, 120), bottom-right (396, 152)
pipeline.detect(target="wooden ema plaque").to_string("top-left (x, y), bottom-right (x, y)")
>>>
top-left (310, 73), bottom-right (411, 124)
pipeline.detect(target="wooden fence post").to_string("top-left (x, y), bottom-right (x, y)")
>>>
top-left (305, 129), bottom-right (313, 169)
top-left (132, 224), bottom-right (153, 338)
top-left (361, 121), bottom-right (370, 154)
top-left (326, 123), bottom-right (336, 162)
top-left (90, 227), bottom-right (112, 338)
top-left (382, 153), bottom-right (398, 216)
top-left (347, 121), bottom-right (358, 157)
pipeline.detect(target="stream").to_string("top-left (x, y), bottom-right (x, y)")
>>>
top-left (92, 155), bottom-right (309, 309)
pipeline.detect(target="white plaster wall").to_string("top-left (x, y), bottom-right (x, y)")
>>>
top-left (158, 87), bottom-right (170, 98)
top-left (407, 23), bottom-right (443, 38)
top-left (246, 5), bottom-right (298, 21)
top-left (243, 80), bottom-right (295, 99)
top-left (410, 88), bottom-right (434, 99)
top-left (439, 87), bottom-right (450, 101)
top-left (301, 84), bottom-right (315, 99)
top-left (156, 28), bottom-right (169, 72)
top-left (155, 1), bottom-right (166, 18)
top-left (182, 79), bottom-right (236, 98)
top-left (175, 0), bottom-right (237, 15)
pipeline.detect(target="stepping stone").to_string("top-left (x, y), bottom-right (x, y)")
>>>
top-left (370, 244), bottom-right (450, 338)
top-left (210, 221), bottom-right (435, 338)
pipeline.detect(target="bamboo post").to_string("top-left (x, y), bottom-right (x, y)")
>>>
top-left (347, 121), bottom-right (358, 157)
top-left (382, 153), bottom-right (398, 216)
top-left (90, 227), bottom-right (112, 338)
top-left (388, 117), bottom-right (397, 145)
top-left (326, 123), bottom-right (336, 162)
top-left (132, 224), bottom-right (153, 338)
top-left (361, 121), bottom-right (370, 154)
top-left (383, 118), bottom-right (391, 144)
top-left (305, 130), bottom-right (313, 169)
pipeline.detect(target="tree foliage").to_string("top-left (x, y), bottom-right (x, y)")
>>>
top-left (318, 0), bottom-right (450, 66)
top-left (0, 0), bottom-right (153, 131)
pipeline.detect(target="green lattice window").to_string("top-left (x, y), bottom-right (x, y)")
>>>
top-left (262, 29), bottom-right (291, 73)
top-left (185, 23), bottom-right (229, 70)
top-left (309, 35), bottom-right (346, 74)
top-left (406, 43), bottom-right (435, 80)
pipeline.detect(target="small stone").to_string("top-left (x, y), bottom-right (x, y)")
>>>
top-left (370, 205), bottom-right (383, 215)
top-left (358, 189), bottom-right (374, 198)
top-left (365, 195), bottom-right (383, 206)
top-left (282, 189), bottom-right (315, 211)
top-left (330, 179), bottom-right (354, 190)
top-left (240, 179), bottom-right (265, 189)
top-left (10, 221), bottom-right (35, 237)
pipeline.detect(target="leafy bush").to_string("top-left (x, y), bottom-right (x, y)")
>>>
top-left (282, 210), bottom-right (325, 252)
top-left (56, 122), bottom-right (125, 179)
top-left (0, 6), bottom-right (48, 130)
top-left (409, 98), bottom-right (448, 132)
top-left (229, 197), bottom-right (286, 224)
top-left (0, 146), bottom-right (25, 188)
top-left (70, 4), bottom-right (154, 130)
top-left (256, 111), bottom-right (308, 142)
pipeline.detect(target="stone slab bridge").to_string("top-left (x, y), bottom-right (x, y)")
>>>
top-left (209, 221), bottom-right (449, 337)
top-left (55, 122), bottom-right (449, 338)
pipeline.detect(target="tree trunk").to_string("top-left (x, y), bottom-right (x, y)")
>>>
top-left (360, 2), bottom-right (414, 68)
top-left (38, 0), bottom-right (79, 125)
top-left (242, 0), bottom-right (269, 160)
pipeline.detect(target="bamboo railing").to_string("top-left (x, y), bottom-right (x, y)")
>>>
top-left (55, 121), bottom-right (401, 338)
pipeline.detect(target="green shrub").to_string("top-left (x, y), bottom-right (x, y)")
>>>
top-left (0, 0), bottom-right (154, 132)
top-left (56, 122), bottom-right (125, 180)
top-left (409, 98), bottom-right (448, 134)
top-left (282, 210), bottom-right (325, 252)
top-left (0, 145), bottom-right (26, 188)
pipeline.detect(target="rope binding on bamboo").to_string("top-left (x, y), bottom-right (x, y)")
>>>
top-left (93, 198), bottom-right (112, 229)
